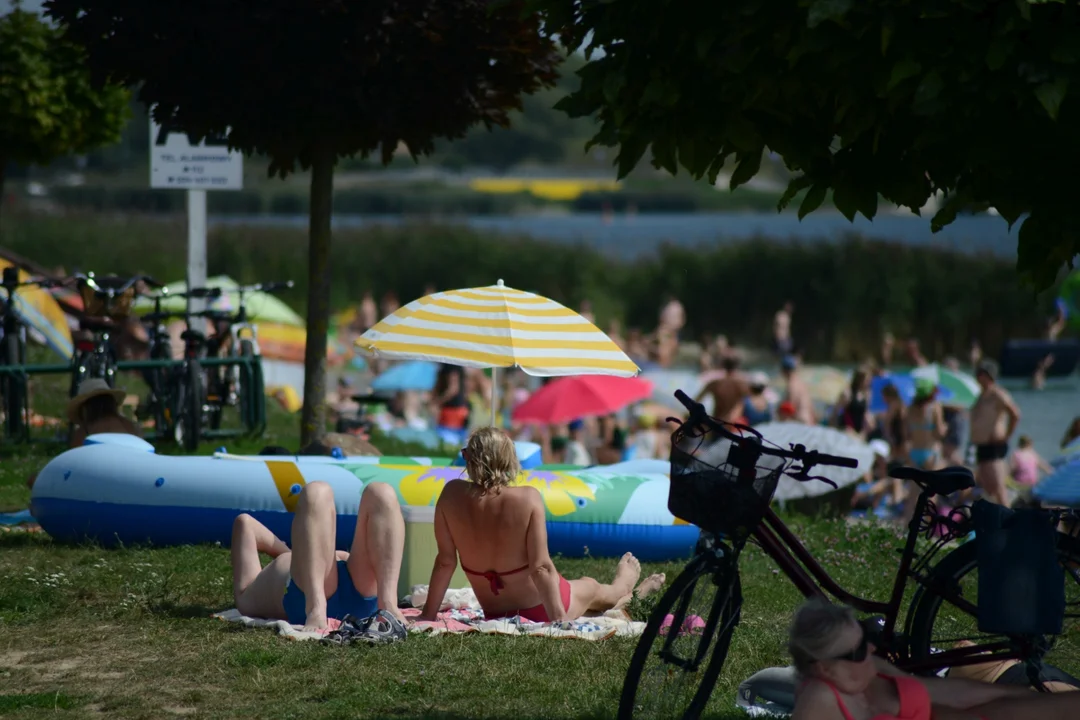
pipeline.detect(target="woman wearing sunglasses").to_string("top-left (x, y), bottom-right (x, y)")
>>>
top-left (788, 598), bottom-right (1079, 720)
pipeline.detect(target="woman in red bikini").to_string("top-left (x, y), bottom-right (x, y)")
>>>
top-left (417, 426), bottom-right (664, 623)
top-left (789, 598), bottom-right (1080, 720)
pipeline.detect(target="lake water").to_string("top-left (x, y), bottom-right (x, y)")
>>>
top-left (1006, 380), bottom-right (1079, 463)
top-left (212, 211), bottom-right (1019, 260)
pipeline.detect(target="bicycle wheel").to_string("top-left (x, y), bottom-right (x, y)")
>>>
top-left (908, 532), bottom-right (1080, 687)
top-left (619, 552), bottom-right (742, 720)
top-left (173, 361), bottom-right (204, 452)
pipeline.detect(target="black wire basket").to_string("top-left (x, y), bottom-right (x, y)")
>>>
top-left (668, 422), bottom-right (785, 542)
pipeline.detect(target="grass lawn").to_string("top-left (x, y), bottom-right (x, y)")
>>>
top-left (2, 366), bottom-right (1068, 718)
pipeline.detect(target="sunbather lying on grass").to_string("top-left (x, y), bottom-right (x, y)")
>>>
top-left (418, 426), bottom-right (664, 623)
top-left (231, 481), bottom-right (406, 630)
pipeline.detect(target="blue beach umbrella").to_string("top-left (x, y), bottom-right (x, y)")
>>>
top-left (371, 361), bottom-right (438, 392)
top-left (1051, 437), bottom-right (1080, 469)
top-left (1033, 458), bottom-right (1080, 508)
top-left (869, 373), bottom-right (954, 414)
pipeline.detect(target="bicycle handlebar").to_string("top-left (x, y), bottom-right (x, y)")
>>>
top-left (672, 389), bottom-right (859, 470)
top-left (75, 273), bottom-right (161, 296)
top-left (236, 280), bottom-right (294, 294)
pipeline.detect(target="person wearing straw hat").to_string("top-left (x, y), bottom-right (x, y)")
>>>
top-left (67, 378), bottom-right (141, 448)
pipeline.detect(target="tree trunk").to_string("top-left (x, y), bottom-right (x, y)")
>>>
top-left (299, 145), bottom-right (335, 447)
top-left (0, 159), bottom-right (6, 231)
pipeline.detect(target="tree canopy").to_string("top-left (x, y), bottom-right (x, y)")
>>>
top-left (0, 1), bottom-right (129, 206)
top-left (533, 0), bottom-right (1080, 288)
top-left (46, 0), bottom-right (559, 443)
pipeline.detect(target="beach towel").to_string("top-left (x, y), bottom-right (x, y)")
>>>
top-left (213, 586), bottom-right (644, 641)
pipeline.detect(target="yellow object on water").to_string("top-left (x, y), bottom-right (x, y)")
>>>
top-left (468, 177), bottom-right (621, 201)
top-left (398, 505), bottom-right (469, 600)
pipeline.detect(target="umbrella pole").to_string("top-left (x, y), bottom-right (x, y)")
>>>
top-left (491, 366), bottom-right (499, 427)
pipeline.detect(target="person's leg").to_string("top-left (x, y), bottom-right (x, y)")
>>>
top-left (231, 514), bottom-right (294, 620)
top-left (566, 552), bottom-right (642, 618)
top-left (288, 481), bottom-right (341, 629)
top-left (231, 514), bottom-right (290, 593)
top-left (977, 458), bottom-right (1010, 506)
top-left (345, 482), bottom-right (406, 623)
top-left (973, 691), bottom-right (1080, 719)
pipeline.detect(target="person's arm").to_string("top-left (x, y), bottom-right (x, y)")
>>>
top-left (874, 657), bottom-right (1029, 708)
top-left (935, 404), bottom-right (948, 441)
top-left (996, 388), bottom-right (1021, 439)
top-left (694, 381), bottom-right (712, 404)
top-left (419, 492), bottom-right (459, 621)
top-left (791, 680), bottom-right (845, 720)
top-left (524, 489), bottom-right (565, 622)
top-left (1037, 452), bottom-right (1054, 475)
top-left (434, 372), bottom-right (460, 406)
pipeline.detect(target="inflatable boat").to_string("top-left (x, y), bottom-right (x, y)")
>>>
top-left (28, 434), bottom-right (697, 560)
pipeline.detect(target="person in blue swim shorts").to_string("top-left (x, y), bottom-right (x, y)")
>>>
top-left (231, 481), bottom-right (406, 630)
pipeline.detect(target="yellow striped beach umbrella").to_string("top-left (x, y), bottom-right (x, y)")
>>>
top-left (357, 280), bottom-right (638, 423)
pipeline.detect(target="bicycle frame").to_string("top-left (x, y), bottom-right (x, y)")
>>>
top-left (750, 492), bottom-right (1021, 674)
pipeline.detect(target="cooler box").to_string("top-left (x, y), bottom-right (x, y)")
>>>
top-left (398, 505), bottom-right (469, 600)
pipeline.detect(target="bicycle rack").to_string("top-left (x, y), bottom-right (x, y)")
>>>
top-left (0, 354), bottom-right (268, 444)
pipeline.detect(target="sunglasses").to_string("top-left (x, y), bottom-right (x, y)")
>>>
top-left (826, 629), bottom-right (870, 663)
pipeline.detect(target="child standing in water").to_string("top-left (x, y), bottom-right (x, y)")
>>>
top-left (1009, 435), bottom-right (1052, 488)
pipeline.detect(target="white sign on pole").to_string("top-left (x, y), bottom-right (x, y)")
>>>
top-left (149, 118), bottom-right (243, 190)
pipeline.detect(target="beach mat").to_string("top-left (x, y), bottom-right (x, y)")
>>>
top-left (213, 587), bottom-right (643, 642)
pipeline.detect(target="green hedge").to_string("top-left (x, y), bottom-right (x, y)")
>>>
top-left (0, 212), bottom-right (1045, 361)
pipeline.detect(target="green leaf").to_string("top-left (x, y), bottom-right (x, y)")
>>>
top-left (778, 175), bottom-right (813, 212)
top-left (729, 149), bottom-right (762, 190)
top-left (985, 40), bottom-right (1009, 71)
top-left (1035, 77), bottom-right (1069, 120)
top-left (615, 135), bottom-right (649, 178)
top-left (888, 59), bottom-right (922, 91)
top-left (798, 184), bottom-right (827, 220)
top-left (832, 181), bottom-right (859, 221)
top-left (930, 194), bottom-right (962, 232)
top-left (807, 0), bottom-right (853, 29)
top-left (651, 134), bottom-right (678, 174)
top-left (880, 17), bottom-right (893, 56)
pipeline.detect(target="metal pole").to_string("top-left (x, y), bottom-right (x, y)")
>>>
top-left (187, 189), bottom-right (207, 315)
top-left (490, 366), bottom-right (498, 427)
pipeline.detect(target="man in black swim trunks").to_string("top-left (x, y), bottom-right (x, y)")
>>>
top-left (969, 360), bottom-right (1021, 506)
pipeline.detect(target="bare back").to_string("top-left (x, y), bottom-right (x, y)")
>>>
top-left (701, 376), bottom-right (750, 422)
top-left (436, 480), bottom-right (553, 616)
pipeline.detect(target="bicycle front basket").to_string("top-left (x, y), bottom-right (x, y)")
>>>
top-left (668, 427), bottom-right (783, 541)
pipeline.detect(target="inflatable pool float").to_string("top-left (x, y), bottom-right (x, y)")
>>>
top-left (29, 434), bottom-right (698, 561)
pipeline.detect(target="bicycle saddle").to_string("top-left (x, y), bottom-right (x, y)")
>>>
top-left (891, 465), bottom-right (975, 497)
top-left (180, 329), bottom-right (207, 342)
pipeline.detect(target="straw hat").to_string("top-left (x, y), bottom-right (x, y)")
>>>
top-left (67, 378), bottom-right (126, 422)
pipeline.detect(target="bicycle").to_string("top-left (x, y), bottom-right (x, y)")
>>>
top-left (619, 389), bottom-right (1080, 719)
top-left (137, 287), bottom-right (176, 440)
top-left (0, 266), bottom-right (64, 440)
top-left (70, 273), bottom-right (159, 398)
top-left (200, 280), bottom-right (293, 434)
top-left (163, 287), bottom-right (223, 451)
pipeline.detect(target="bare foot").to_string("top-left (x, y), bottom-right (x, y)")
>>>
top-left (635, 573), bottom-right (666, 599)
top-left (612, 572), bottom-right (666, 612)
top-left (614, 552), bottom-right (642, 596)
top-left (303, 610), bottom-right (329, 632)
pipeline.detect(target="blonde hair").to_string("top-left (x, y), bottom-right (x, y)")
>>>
top-left (788, 598), bottom-right (857, 676)
top-left (465, 426), bottom-right (520, 495)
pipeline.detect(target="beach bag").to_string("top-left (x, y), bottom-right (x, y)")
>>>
top-left (973, 500), bottom-right (1064, 635)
